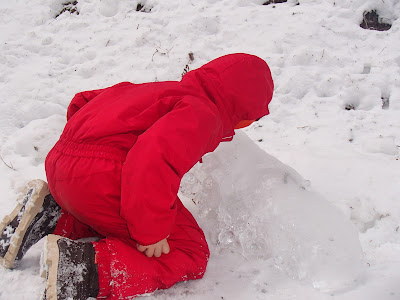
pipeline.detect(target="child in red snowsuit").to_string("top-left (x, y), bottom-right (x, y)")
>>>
top-left (0, 53), bottom-right (273, 299)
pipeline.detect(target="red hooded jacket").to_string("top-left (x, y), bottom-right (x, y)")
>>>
top-left (58, 53), bottom-right (274, 246)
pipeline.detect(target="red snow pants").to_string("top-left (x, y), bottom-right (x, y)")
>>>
top-left (45, 141), bottom-right (210, 299)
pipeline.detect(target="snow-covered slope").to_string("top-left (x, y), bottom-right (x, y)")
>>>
top-left (0, 0), bottom-right (399, 299)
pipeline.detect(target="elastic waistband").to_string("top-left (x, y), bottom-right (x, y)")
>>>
top-left (52, 139), bottom-right (128, 162)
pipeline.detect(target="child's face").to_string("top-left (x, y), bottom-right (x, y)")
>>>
top-left (234, 120), bottom-right (255, 129)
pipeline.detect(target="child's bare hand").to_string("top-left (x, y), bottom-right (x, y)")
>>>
top-left (137, 237), bottom-right (170, 258)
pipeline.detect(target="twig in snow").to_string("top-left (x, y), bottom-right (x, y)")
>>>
top-left (153, 47), bottom-right (173, 61)
top-left (152, 49), bottom-right (159, 61)
top-left (379, 46), bottom-right (387, 55)
top-left (182, 52), bottom-right (195, 77)
top-left (0, 154), bottom-right (16, 171)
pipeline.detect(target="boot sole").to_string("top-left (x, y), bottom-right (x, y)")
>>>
top-left (41, 234), bottom-right (63, 300)
top-left (0, 179), bottom-right (49, 269)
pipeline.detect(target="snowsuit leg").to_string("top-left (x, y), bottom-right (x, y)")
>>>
top-left (45, 144), bottom-right (210, 299)
top-left (52, 209), bottom-right (103, 240)
top-left (93, 200), bottom-right (209, 299)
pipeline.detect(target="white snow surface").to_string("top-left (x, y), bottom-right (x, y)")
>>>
top-left (0, 0), bottom-right (399, 299)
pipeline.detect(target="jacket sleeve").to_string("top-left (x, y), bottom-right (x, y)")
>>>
top-left (120, 96), bottom-right (223, 246)
top-left (66, 82), bottom-right (132, 120)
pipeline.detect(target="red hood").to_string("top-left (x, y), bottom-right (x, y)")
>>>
top-left (180, 53), bottom-right (274, 139)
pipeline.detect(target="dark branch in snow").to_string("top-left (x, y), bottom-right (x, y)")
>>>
top-left (182, 52), bottom-right (195, 78)
top-left (55, 1), bottom-right (79, 18)
top-left (360, 10), bottom-right (392, 31)
top-left (263, 0), bottom-right (288, 5)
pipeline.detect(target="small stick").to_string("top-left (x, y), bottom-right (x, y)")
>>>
top-left (0, 154), bottom-right (16, 170)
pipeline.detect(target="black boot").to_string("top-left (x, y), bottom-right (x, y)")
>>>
top-left (41, 234), bottom-right (99, 300)
top-left (0, 180), bottom-right (61, 269)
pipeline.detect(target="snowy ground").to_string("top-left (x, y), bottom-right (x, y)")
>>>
top-left (0, 0), bottom-right (399, 299)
